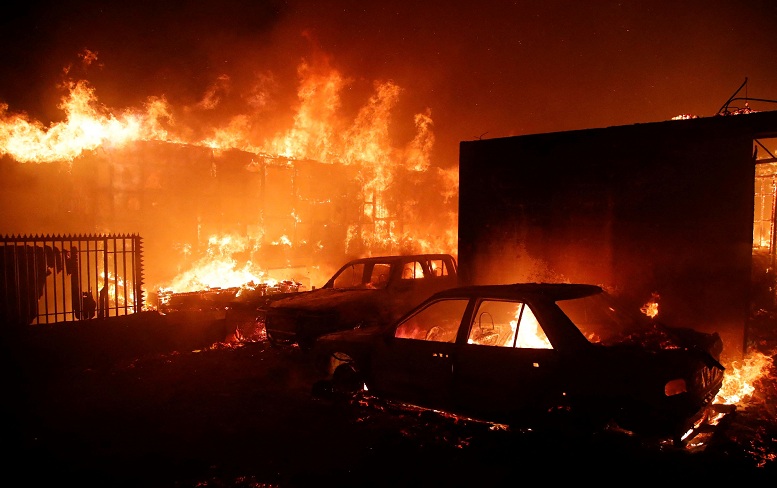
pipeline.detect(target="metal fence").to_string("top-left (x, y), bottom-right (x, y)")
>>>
top-left (1, 234), bottom-right (145, 326)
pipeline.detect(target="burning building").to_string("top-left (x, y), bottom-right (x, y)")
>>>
top-left (0, 61), bottom-right (459, 324)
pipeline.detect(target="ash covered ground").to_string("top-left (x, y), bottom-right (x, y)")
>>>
top-left (2, 311), bottom-right (776, 487)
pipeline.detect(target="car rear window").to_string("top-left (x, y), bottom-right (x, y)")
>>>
top-left (556, 292), bottom-right (651, 345)
top-left (467, 300), bottom-right (552, 349)
top-left (428, 258), bottom-right (450, 277)
top-left (401, 260), bottom-right (425, 280)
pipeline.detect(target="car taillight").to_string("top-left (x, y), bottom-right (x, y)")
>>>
top-left (664, 378), bottom-right (687, 396)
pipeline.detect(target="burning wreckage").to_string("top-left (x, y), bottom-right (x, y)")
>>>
top-left (157, 279), bottom-right (304, 316)
top-left (156, 253), bottom-right (459, 348)
top-left (156, 278), bottom-right (305, 342)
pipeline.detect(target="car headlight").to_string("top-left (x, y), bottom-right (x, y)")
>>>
top-left (664, 378), bottom-right (688, 396)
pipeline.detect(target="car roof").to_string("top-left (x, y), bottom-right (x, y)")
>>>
top-left (344, 254), bottom-right (455, 263)
top-left (427, 283), bottom-right (603, 301)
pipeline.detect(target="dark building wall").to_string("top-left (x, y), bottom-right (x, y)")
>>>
top-left (459, 111), bottom-right (777, 358)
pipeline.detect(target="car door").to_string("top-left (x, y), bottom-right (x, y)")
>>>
top-left (370, 298), bottom-right (471, 410)
top-left (453, 299), bottom-right (565, 425)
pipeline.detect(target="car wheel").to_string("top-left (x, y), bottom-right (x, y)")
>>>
top-left (331, 363), bottom-right (364, 399)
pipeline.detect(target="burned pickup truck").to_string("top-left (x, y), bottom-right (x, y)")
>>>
top-left (262, 253), bottom-right (459, 349)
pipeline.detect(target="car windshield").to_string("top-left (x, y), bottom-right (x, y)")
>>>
top-left (555, 291), bottom-right (672, 347)
top-left (331, 262), bottom-right (392, 290)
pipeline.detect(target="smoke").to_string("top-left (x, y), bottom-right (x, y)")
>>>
top-left (5, 2), bottom-right (777, 167)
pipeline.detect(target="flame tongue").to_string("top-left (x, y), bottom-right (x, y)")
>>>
top-left (716, 351), bottom-right (775, 405)
top-left (640, 292), bottom-right (660, 318)
top-left (1, 80), bottom-right (177, 163)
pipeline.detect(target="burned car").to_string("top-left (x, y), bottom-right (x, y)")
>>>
top-left (312, 283), bottom-right (726, 443)
top-left (263, 253), bottom-right (459, 349)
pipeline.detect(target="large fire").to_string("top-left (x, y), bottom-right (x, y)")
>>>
top-left (0, 49), bottom-right (458, 299)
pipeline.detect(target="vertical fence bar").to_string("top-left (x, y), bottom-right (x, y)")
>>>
top-left (100, 238), bottom-right (110, 317)
top-left (111, 238), bottom-right (117, 317)
top-left (18, 240), bottom-right (26, 324)
top-left (122, 237), bottom-right (128, 315)
top-left (59, 237), bottom-right (67, 323)
top-left (111, 237), bottom-right (115, 317)
top-left (17, 240), bottom-right (26, 324)
top-left (17, 241), bottom-right (23, 324)
top-left (29, 238), bottom-right (43, 325)
top-left (100, 238), bottom-right (104, 312)
top-left (134, 235), bottom-right (144, 313)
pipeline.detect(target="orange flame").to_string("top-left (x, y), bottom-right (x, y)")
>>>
top-left (640, 292), bottom-right (660, 318)
top-left (716, 350), bottom-right (775, 405)
top-left (160, 234), bottom-right (279, 293)
top-left (511, 305), bottom-right (551, 348)
top-left (0, 80), bottom-right (178, 163)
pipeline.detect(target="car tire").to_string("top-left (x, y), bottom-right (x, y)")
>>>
top-left (331, 363), bottom-right (364, 400)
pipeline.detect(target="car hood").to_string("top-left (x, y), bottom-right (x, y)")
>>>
top-left (609, 321), bottom-right (724, 370)
top-left (269, 288), bottom-right (384, 312)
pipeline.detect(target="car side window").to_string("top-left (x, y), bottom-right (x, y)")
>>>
top-left (401, 261), bottom-right (424, 280)
top-left (428, 258), bottom-right (449, 277)
top-left (367, 263), bottom-right (392, 289)
top-left (394, 299), bottom-right (469, 342)
top-left (467, 300), bottom-right (552, 349)
top-left (332, 264), bottom-right (366, 289)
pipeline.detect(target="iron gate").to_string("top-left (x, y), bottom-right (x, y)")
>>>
top-left (1, 234), bottom-right (145, 326)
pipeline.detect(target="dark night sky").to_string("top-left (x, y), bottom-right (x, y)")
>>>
top-left (2, 0), bottom-right (777, 167)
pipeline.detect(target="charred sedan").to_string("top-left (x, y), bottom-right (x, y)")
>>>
top-left (264, 254), bottom-right (459, 349)
top-left (312, 283), bottom-right (726, 443)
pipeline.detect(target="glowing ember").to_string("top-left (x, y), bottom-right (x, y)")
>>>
top-left (640, 292), bottom-right (660, 318)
